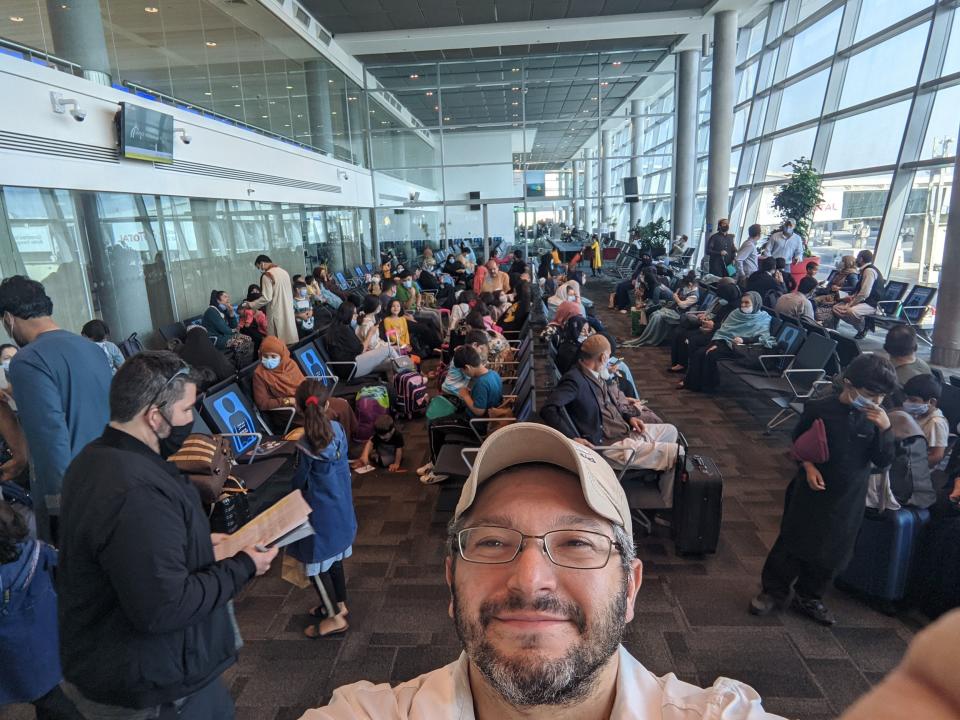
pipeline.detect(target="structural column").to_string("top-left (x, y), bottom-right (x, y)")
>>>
top-left (601, 130), bottom-right (612, 230)
top-left (704, 11), bottom-right (737, 240)
top-left (673, 49), bottom-right (699, 247)
top-left (46, 0), bottom-right (111, 84)
top-left (584, 148), bottom-right (595, 233)
top-left (629, 99), bottom-right (642, 228)
top-left (572, 163), bottom-right (580, 228)
top-left (304, 61), bottom-right (336, 155)
top-left (931, 136), bottom-right (960, 367)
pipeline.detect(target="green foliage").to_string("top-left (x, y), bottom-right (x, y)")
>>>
top-left (634, 217), bottom-right (671, 258)
top-left (772, 157), bottom-right (824, 255)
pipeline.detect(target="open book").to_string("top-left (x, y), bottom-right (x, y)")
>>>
top-left (213, 490), bottom-right (313, 562)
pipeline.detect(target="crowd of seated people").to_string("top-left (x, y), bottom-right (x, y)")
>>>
top-left (1, 228), bottom-right (958, 720)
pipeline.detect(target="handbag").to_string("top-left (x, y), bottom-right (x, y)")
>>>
top-left (208, 476), bottom-right (251, 535)
top-left (790, 418), bottom-right (829, 464)
top-left (168, 434), bottom-right (234, 503)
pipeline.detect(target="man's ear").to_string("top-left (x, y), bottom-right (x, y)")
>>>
top-left (623, 559), bottom-right (643, 624)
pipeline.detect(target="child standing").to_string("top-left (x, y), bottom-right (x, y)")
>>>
top-left (352, 415), bottom-right (405, 472)
top-left (291, 380), bottom-right (355, 639)
top-left (0, 501), bottom-right (80, 718)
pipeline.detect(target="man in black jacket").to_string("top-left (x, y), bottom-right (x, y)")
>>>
top-left (746, 256), bottom-right (786, 304)
top-left (540, 334), bottom-right (679, 507)
top-left (58, 351), bottom-right (277, 719)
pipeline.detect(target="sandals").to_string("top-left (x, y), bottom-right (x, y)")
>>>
top-left (304, 616), bottom-right (349, 638)
top-left (309, 603), bottom-right (349, 619)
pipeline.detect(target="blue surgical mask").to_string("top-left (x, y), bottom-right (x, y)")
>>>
top-left (261, 356), bottom-right (281, 370)
top-left (902, 401), bottom-right (929, 417)
top-left (0, 360), bottom-right (8, 372)
top-left (217, 303), bottom-right (228, 312)
top-left (850, 393), bottom-right (876, 412)
top-left (350, 318), bottom-right (358, 329)
top-left (404, 280), bottom-right (413, 288)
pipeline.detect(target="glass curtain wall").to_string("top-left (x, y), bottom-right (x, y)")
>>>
top-left (705, 0), bottom-right (955, 297)
top-left (0, 187), bottom-right (366, 346)
top-left (364, 49), bottom-right (674, 264)
top-left (0, 0), bottom-right (367, 163)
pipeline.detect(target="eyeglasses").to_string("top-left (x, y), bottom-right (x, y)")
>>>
top-left (456, 526), bottom-right (621, 570)
top-left (149, 362), bottom-right (190, 410)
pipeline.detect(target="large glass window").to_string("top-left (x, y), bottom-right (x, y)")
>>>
top-left (854, 0), bottom-right (932, 42)
top-left (776, 69), bottom-right (829, 129)
top-left (838, 23), bottom-right (928, 109)
top-left (766, 127), bottom-right (817, 181)
top-left (806, 174), bottom-right (893, 263)
top-left (893, 167), bottom-right (951, 288)
top-left (824, 101), bottom-right (911, 172)
top-left (920, 83), bottom-right (960, 161)
top-left (786, 8), bottom-right (843, 76)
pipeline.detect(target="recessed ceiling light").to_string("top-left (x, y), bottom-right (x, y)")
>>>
top-left (269, 100), bottom-right (276, 104)
top-left (512, 87), bottom-right (519, 91)
top-left (425, 91), bottom-right (433, 96)
top-left (204, 91), bottom-right (212, 96)
top-left (511, 67), bottom-right (519, 72)
top-left (234, 103), bottom-right (240, 107)
top-left (591, 96), bottom-right (598, 100)
top-left (409, 73), bottom-right (419, 79)
top-left (331, 111), bottom-right (337, 115)
top-left (286, 85), bottom-right (293, 89)
top-left (9, 15), bottom-right (23, 22)
top-left (434, 105), bottom-right (439, 110)
top-left (328, 79), bottom-right (334, 83)
top-left (444, 116), bottom-right (451, 121)
top-left (296, 114), bottom-right (303, 118)
top-left (205, 41), bottom-right (217, 47)
top-left (284, 123), bottom-right (290, 127)
top-left (144, 6), bottom-right (159, 13)
top-left (612, 60), bottom-right (622, 67)
top-left (231, 84), bottom-right (238, 89)
top-left (511, 101), bottom-right (518, 106)
top-left (261, 114), bottom-right (268, 118)
top-left (600, 81), bottom-right (609, 87)
top-left (370, 110), bottom-right (375, 114)
top-left (348, 96), bottom-right (357, 101)
top-left (381, 120), bottom-right (388, 124)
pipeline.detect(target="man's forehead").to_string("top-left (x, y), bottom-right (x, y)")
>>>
top-left (465, 467), bottom-right (603, 526)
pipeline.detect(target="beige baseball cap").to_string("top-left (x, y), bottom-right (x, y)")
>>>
top-left (453, 422), bottom-right (632, 537)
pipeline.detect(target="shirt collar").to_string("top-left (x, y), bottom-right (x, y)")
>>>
top-left (99, 425), bottom-right (180, 477)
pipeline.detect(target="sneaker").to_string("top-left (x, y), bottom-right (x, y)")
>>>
top-left (853, 328), bottom-right (868, 340)
top-left (791, 596), bottom-right (836, 626)
top-left (749, 593), bottom-right (780, 616)
top-left (419, 472), bottom-right (449, 485)
top-left (416, 462), bottom-right (434, 476)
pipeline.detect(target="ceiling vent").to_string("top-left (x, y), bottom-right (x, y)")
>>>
top-left (316, 25), bottom-right (333, 45)
top-left (294, 6), bottom-right (310, 27)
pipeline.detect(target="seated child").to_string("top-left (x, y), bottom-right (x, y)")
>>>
top-left (353, 415), bottom-right (405, 472)
top-left (902, 374), bottom-right (950, 468)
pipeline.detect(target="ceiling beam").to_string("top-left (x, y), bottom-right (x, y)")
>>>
top-left (335, 0), bottom-right (766, 56)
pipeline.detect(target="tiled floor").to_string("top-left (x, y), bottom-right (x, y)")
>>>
top-left (1, 281), bottom-right (925, 720)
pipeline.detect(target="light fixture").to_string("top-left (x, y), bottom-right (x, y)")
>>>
top-left (511, 101), bottom-right (518, 106)
top-left (433, 105), bottom-right (439, 110)
top-left (512, 87), bottom-right (519, 91)
top-left (425, 91), bottom-right (433, 96)
top-left (331, 110), bottom-right (337, 115)
top-left (409, 73), bottom-right (419, 79)
top-left (204, 91), bottom-right (212, 96)
top-left (173, 127), bottom-right (192, 144)
top-left (269, 100), bottom-right (276, 104)
top-left (49, 91), bottom-right (86, 121)
top-left (612, 60), bottom-right (622, 67)
top-left (9, 15), bottom-right (24, 22)
top-left (380, 120), bottom-right (388, 124)
top-left (511, 67), bottom-right (519, 72)
top-left (443, 116), bottom-right (450, 121)
top-left (296, 113), bottom-right (303, 118)
top-left (144, 6), bottom-right (159, 13)
top-left (286, 85), bottom-right (293, 90)
top-left (234, 103), bottom-right (240, 107)
top-left (231, 84), bottom-right (239, 88)
top-left (205, 41), bottom-right (217, 47)
top-left (600, 81), bottom-right (609, 87)
top-left (328, 79), bottom-right (334, 83)
top-left (261, 114), bottom-right (268, 118)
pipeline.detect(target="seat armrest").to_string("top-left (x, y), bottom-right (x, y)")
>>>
top-left (325, 360), bottom-right (358, 383)
top-left (759, 353), bottom-right (795, 376)
top-left (591, 445), bottom-right (638, 483)
top-left (264, 406), bottom-right (297, 436)
top-left (784, 368), bottom-right (826, 398)
top-left (218, 432), bottom-right (263, 465)
top-left (461, 447), bottom-right (480, 470)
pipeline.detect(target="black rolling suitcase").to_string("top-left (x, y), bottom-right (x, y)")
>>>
top-left (672, 450), bottom-right (722, 555)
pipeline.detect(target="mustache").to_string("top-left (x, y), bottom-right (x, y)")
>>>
top-left (479, 594), bottom-right (587, 634)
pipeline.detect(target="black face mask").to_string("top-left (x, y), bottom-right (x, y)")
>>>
top-left (158, 414), bottom-right (194, 459)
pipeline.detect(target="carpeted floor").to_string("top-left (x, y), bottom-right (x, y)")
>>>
top-left (1, 279), bottom-right (924, 720)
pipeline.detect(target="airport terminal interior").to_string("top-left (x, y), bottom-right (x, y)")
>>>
top-left (1, 0), bottom-right (960, 718)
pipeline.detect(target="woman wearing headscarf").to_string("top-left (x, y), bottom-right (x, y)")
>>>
top-left (669, 281), bottom-right (741, 372)
top-left (499, 279), bottom-right (530, 333)
top-left (814, 254), bottom-right (860, 327)
top-left (177, 325), bottom-right (235, 391)
top-left (547, 279), bottom-right (586, 319)
top-left (252, 336), bottom-right (355, 438)
top-left (679, 290), bottom-right (774, 392)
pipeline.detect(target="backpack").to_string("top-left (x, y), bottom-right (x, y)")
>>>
top-left (393, 370), bottom-right (428, 419)
top-left (117, 333), bottom-right (144, 359)
top-left (354, 386), bottom-right (390, 443)
top-left (887, 410), bottom-right (934, 509)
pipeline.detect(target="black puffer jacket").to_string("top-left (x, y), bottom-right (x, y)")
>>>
top-left (58, 426), bottom-right (256, 708)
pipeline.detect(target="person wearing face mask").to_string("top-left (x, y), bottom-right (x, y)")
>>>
top-left (706, 218), bottom-right (736, 278)
top-left (542, 334), bottom-right (680, 504)
top-left (0, 343), bottom-right (19, 408)
top-left (679, 291), bottom-right (775, 393)
top-left (774, 276), bottom-right (818, 323)
top-left (202, 289), bottom-right (254, 367)
top-left (325, 301), bottom-right (394, 378)
top-left (901, 374), bottom-right (950, 471)
top-left (238, 285), bottom-right (269, 354)
top-left (750, 354), bottom-right (896, 626)
top-left (763, 218), bottom-right (804, 266)
top-left (832, 249), bottom-right (884, 339)
top-left (0, 276), bottom-right (112, 543)
top-left (547, 279), bottom-right (586, 320)
top-left (293, 281), bottom-right (316, 339)
top-left (253, 336), bottom-right (356, 439)
top-left (57, 351), bottom-right (277, 718)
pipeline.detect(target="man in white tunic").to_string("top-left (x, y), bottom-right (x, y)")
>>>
top-left (300, 423), bottom-right (785, 720)
top-left (249, 254), bottom-right (298, 345)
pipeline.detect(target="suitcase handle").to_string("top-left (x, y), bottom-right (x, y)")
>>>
top-left (691, 454), bottom-right (708, 473)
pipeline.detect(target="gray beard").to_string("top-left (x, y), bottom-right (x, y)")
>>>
top-left (452, 578), bottom-right (627, 708)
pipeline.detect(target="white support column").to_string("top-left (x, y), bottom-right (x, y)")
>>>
top-left (704, 10), bottom-right (737, 240)
top-left (629, 99), bottom-right (642, 228)
top-left (601, 129), bottom-right (613, 230)
top-left (585, 148), bottom-right (595, 233)
top-left (572, 162), bottom-right (580, 229)
top-left (673, 49), bottom-right (699, 247)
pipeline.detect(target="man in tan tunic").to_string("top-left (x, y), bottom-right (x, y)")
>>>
top-left (249, 254), bottom-right (298, 345)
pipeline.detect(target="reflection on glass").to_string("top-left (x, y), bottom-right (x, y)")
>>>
top-left (824, 101), bottom-right (910, 172)
top-left (776, 68), bottom-right (829, 129)
top-left (919, 84), bottom-right (960, 161)
top-left (838, 24), bottom-right (927, 109)
top-left (854, 0), bottom-right (932, 42)
top-left (894, 167), bottom-right (951, 289)
top-left (786, 8), bottom-right (842, 76)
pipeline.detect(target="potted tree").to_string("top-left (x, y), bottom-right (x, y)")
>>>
top-left (772, 156), bottom-right (825, 285)
top-left (636, 217), bottom-right (671, 259)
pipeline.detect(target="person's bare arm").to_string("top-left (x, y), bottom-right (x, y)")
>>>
top-left (0, 402), bottom-right (27, 482)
